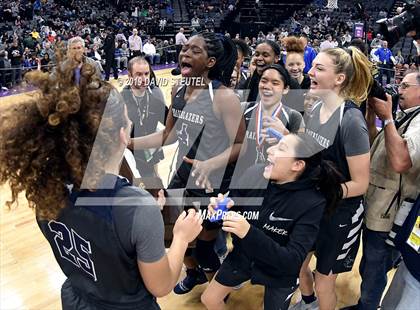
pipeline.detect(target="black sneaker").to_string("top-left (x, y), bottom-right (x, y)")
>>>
top-left (173, 267), bottom-right (207, 294)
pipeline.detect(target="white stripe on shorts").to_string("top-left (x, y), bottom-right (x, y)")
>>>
top-left (342, 234), bottom-right (359, 251)
top-left (348, 220), bottom-right (363, 239)
top-left (337, 248), bottom-right (351, 260)
top-left (351, 202), bottom-right (364, 224)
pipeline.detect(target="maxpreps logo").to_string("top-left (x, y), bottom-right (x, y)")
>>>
top-left (199, 210), bottom-right (260, 221)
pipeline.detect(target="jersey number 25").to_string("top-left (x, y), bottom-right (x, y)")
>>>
top-left (48, 220), bottom-right (97, 281)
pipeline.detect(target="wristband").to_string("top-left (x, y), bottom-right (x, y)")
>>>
top-left (384, 119), bottom-right (395, 128)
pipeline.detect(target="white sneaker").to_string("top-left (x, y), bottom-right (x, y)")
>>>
top-left (289, 299), bottom-right (319, 310)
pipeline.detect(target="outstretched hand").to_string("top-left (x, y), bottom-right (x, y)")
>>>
top-left (183, 156), bottom-right (214, 191)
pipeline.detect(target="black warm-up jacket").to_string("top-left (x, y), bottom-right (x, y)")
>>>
top-left (228, 164), bottom-right (326, 288)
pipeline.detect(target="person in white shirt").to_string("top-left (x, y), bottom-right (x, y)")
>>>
top-left (319, 34), bottom-right (335, 50)
top-left (128, 28), bottom-right (142, 58)
top-left (143, 40), bottom-right (160, 65)
top-left (175, 27), bottom-right (187, 59)
top-left (266, 32), bottom-right (275, 41)
top-left (172, 28), bottom-right (188, 75)
top-left (342, 31), bottom-right (352, 47)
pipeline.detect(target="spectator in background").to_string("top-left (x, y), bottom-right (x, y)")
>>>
top-left (175, 27), bottom-right (187, 61)
top-left (300, 34), bottom-right (317, 74)
top-left (116, 29), bottom-right (127, 44)
top-left (119, 43), bottom-right (130, 70)
top-left (266, 32), bottom-right (275, 41)
top-left (371, 34), bottom-right (383, 49)
top-left (0, 50), bottom-right (11, 90)
top-left (64, 36), bottom-right (102, 81)
top-left (342, 30), bottom-right (352, 47)
top-left (31, 28), bottom-right (40, 41)
top-left (7, 40), bottom-right (23, 86)
top-left (172, 28), bottom-right (188, 75)
top-left (40, 42), bottom-right (55, 62)
top-left (128, 28), bottom-right (142, 58)
top-left (88, 43), bottom-right (104, 73)
top-left (374, 40), bottom-right (395, 86)
top-left (319, 34), bottom-right (335, 50)
top-left (143, 39), bottom-right (160, 66)
top-left (40, 53), bottom-right (51, 72)
top-left (161, 40), bottom-right (176, 64)
top-left (191, 16), bottom-right (200, 30)
top-left (103, 27), bottom-right (118, 81)
top-left (394, 50), bottom-right (405, 65)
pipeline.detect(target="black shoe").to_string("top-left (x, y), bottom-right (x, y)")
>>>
top-left (340, 305), bottom-right (358, 310)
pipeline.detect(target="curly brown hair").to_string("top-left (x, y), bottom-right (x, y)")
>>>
top-left (0, 61), bottom-right (128, 220)
top-left (282, 36), bottom-right (305, 55)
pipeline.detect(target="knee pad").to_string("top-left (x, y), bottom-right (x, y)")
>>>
top-left (194, 239), bottom-right (221, 273)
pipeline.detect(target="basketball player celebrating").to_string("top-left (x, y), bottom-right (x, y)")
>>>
top-left (202, 134), bottom-right (343, 310)
top-left (130, 32), bottom-right (246, 293)
top-left (232, 64), bottom-right (303, 180)
top-left (291, 47), bottom-right (372, 310)
top-left (0, 64), bottom-right (203, 308)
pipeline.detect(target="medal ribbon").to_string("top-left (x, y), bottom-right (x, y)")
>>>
top-left (255, 101), bottom-right (283, 148)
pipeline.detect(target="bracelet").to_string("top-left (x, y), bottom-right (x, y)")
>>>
top-left (384, 119), bottom-right (395, 128)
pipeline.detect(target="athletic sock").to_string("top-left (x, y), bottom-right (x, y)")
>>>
top-left (302, 293), bottom-right (317, 304)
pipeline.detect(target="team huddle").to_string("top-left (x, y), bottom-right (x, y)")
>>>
top-left (0, 29), bottom-right (419, 310)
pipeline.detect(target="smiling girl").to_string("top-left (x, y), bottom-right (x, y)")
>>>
top-left (239, 40), bottom-right (281, 103)
top-left (284, 36), bottom-right (311, 90)
top-left (201, 134), bottom-right (343, 310)
top-left (291, 47), bottom-right (372, 310)
top-left (232, 65), bottom-right (303, 180)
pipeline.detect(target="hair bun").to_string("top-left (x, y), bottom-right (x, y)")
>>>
top-left (283, 36), bottom-right (305, 54)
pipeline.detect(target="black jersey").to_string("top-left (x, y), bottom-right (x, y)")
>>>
top-left (37, 175), bottom-right (162, 310)
top-left (227, 164), bottom-right (326, 288)
top-left (170, 80), bottom-right (235, 192)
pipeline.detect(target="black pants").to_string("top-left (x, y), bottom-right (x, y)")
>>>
top-left (104, 58), bottom-right (118, 80)
top-left (378, 63), bottom-right (393, 85)
top-left (175, 45), bottom-right (182, 64)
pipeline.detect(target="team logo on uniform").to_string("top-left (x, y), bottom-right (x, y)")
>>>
top-left (269, 212), bottom-right (293, 222)
top-left (177, 123), bottom-right (189, 146)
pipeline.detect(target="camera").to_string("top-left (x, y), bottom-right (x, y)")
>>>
top-left (376, 0), bottom-right (420, 48)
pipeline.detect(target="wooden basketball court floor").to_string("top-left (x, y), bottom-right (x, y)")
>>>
top-left (0, 68), bottom-right (395, 309)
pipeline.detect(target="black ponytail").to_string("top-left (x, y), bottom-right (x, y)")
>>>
top-left (295, 134), bottom-right (344, 215)
top-left (316, 160), bottom-right (344, 214)
top-left (199, 32), bottom-right (238, 86)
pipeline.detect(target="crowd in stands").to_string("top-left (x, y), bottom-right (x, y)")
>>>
top-left (0, 0), bottom-right (178, 90)
top-left (186, 0), bottom-right (237, 31)
top-left (0, 0), bottom-right (418, 91)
